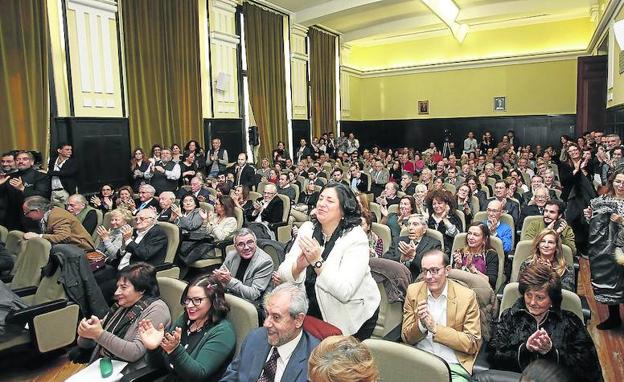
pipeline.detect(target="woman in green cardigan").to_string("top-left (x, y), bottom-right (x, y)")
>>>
top-left (138, 275), bottom-right (236, 381)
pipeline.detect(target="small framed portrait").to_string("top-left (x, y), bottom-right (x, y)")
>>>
top-left (418, 100), bottom-right (429, 115)
top-left (494, 96), bottom-right (506, 111)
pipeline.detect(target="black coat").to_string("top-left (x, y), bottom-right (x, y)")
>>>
top-left (42, 244), bottom-right (109, 318)
top-left (384, 235), bottom-right (442, 280)
top-left (246, 197), bottom-right (284, 225)
top-left (235, 164), bottom-right (256, 188)
top-left (11, 168), bottom-right (50, 198)
top-left (488, 298), bottom-right (602, 382)
top-left (125, 224), bottom-right (169, 266)
top-left (48, 156), bottom-right (79, 194)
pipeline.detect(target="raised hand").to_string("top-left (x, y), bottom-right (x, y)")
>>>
top-left (138, 320), bottom-right (165, 350)
top-left (160, 327), bottom-right (182, 354)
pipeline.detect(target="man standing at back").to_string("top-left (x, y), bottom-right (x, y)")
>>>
top-left (48, 143), bottom-right (78, 205)
top-left (206, 138), bottom-right (229, 178)
top-left (235, 153), bottom-right (256, 188)
top-left (402, 250), bottom-right (481, 382)
top-left (221, 283), bottom-right (320, 382)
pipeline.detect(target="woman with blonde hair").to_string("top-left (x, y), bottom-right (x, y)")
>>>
top-left (519, 229), bottom-right (574, 291)
top-left (308, 335), bottom-right (379, 382)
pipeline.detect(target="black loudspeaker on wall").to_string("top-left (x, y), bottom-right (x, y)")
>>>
top-left (248, 126), bottom-right (259, 146)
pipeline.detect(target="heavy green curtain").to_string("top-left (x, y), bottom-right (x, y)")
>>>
top-left (121, 0), bottom-right (203, 149)
top-left (0, 0), bottom-right (49, 154)
top-left (244, 3), bottom-right (288, 161)
top-left (309, 27), bottom-right (336, 138)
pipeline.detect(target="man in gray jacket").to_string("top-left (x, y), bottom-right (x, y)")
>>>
top-left (213, 228), bottom-right (273, 303)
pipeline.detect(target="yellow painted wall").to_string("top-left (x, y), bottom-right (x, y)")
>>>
top-left (349, 18), bottom-right (592, 71)
top-left (351, 59), bottom-right (577, 120)
top-left (608, 6), bottom-right (624, 108)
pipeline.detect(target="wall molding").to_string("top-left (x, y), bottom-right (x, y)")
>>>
top-left (210, 31), bottom-right (240, 46)
top-left (341, 49), bottom-right (586, 78)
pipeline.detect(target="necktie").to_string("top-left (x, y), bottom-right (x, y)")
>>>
top-left (258, 347), bottom-right (280, 382)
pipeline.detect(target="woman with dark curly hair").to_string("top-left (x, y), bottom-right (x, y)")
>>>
top-left (426, 189), bottom-right (462, 254)
top-left (488, 263), bottom-right (602, 382)
top-left (278, 183), bottom-right (381, 340)
top-left (183, 139), bottom-right (206, 173)
top-left (139, 275), bottom-right (236, 381)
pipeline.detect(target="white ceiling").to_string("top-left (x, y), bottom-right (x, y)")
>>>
top-left (267, 0), bottom-right (598, 45)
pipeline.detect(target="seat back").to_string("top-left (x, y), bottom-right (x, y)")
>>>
top-left (372, 282), bottom-right (403, 340)
top-left (91, 209), bottom-right (103, 241)
top-left (451, 233), bottom-right (505, 291)
top-left (511, 241), bottom-right (574, 283)
top-left (249, 191), bottom-right (262, 202)
top-left (363, 339), bottom-right (451, 382)
top-left (499, 282), bottom-right (583, 321)
top-left (256, 182), bottom-right (270, 195)
top-left (371, 223), bottom-right (391, 254)
top-left (156, 222), bottom-right (180, 264)
top-left (455, 209), bottom-right (466, 232)
top-left (443, 183), bottom-right (456, 194)
top-left (11, 237), bottom-right (51, 289)
top-left (425, 229), bottom-right (445, 252)
top-left (291, 183), bottom-right (300, 203)
top-left (481, 185), bottom-right (490, 198)
top-left (471, 196), bottom-right (480, 216)
top-left (388, 204), bottom-right (399, 215)
top-left (157, 277), bottom-right (187, 322)
top-left (276, 194), bottom-right (291, 223)
top-left (33, 268), bottom-right (67, 305)
top-left (234, 207), bottom-right (244, 230)
top-left (225, 293), bottom-right (259, 355)
top-left (369, 202), bottom-right (381, 222)
top-left (5, 230), bottom-right (25, 258)
top-left (0, 224), bottom-right (7, 242)
top-left (520, 215), bottom-right (543, 241)
top-left (200, 202), bottom-right (214, 215)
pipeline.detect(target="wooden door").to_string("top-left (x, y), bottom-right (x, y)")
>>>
top-left (576, 56), bottom-right (607, 136)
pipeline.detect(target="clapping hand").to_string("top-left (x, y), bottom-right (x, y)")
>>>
top-left (9, 177), bottom-right (24, 191)
top-left (398, 241), bottom-right (416, 260)
top-left (160, 327), bottom-right (182, 354)
top-left (526, 328), bottom-right (552, 355)
top-left (583, 207), bottom-right (593, 220)
top-left (213, 268), bottom-right (232, 284)
top-left (77, 315), bottom-right (103, 340)
top-left (96, 225), bottom-right (110, 240)
top-left (90, 195), bottom-right (102, 207)
top-left (416, 300), bottom-right (436, 333)
top-left (120, 225), bottom-right (133, 241)
top-left (610, 213), bottom-right (624, 224)
top-left (138, 320), bottom-right (165, 350)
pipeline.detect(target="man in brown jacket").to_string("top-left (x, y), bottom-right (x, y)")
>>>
top-left (22, 196), bottom-right (95, 251)
top-left (402, 249), bottom-right (482, 381)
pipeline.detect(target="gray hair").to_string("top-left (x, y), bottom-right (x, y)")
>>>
top-left (408, 213), bottom-right (428, 226)
top-left (24, 196), bottom-right (51, 212)
top-left (160, 191), bottom-right (175, 201)
top-left (68, 194), bottom-right (87, 206)
top-left (139, 184), bottom-right (156, 195)
top-left (264, 283), bottom-right (309, 318)
top-left (234, 227), bottom-right (257, 242)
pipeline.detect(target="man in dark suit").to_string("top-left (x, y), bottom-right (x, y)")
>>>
top-left (6, 150), bottom-right (50, 199)
top-left (235, 153), bottom-right (256, 188)
top-left (248, 183), bottom-right (284, 225)
top-left (119, 208), bottom-right (168, 268)
top-left (133, 184), bottom-right (159, 215)
top-left (384, 214), bottom-right (441, 280)
top-left (399, 173), bottom-right (416, 195)
top-left (349, 164), bottom-right (369, 193)
top-left (221, 283), bottom-right (320, 382)
top-left (177, 176), bottom-right (212, 202)
top-left (47, 143), bottom-right (78, 205)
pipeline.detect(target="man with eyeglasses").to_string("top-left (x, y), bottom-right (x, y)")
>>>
top-left (521, 175), bottom-right (558, 206)
top-left (483, 180), bottom-right (520, 225)
top-left (21, 195), bottom-right (95, 251)
top-left (524, 199), bottom-right (576, 255)
top-left (133, 184), bottom-right (159, 215)
top-left (248, 183), bottom-right (283, 225)
top-left (518, 186), bottom-right (549, 230)
top-left (484, 200), bottom-right (513, 254)
top-left (221, 283), bottom-right (320, 382)
top-left (213, 228), bottom-right (273, 303)
top-left (402, 250), bottom-right (481, 382)
top-left (118, 208), bottom-right (167, 269)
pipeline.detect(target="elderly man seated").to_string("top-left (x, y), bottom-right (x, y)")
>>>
top-left (384, 214), bottom-right (442, 280)
top-left (483, 200), bottom-right (513, 254)
top-left (213, 228), bottom-right (273, 303)
top-left (247, 183), bottom-right (284, 225)
top-left (156, 191), bottom-right (175, 222)
top-left (66, 194), bottom-right (99, 235)
top-left (119, 208), bottom-right (168, 269)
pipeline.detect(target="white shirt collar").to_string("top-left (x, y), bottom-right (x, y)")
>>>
top-left (275, 329), bottom-right (302, 364)
top-left (427, 281), bottom-right (449, 301)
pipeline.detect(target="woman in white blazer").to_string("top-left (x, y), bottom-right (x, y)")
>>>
top-left (278, 183), bottom-right (381, 339)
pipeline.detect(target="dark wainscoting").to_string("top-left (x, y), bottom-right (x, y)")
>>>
top-left (292, 119), bottom-right (311, 145)
top-left (341, 114), bottom-right (576, 151)
top-left (51, 117), bottom-right (131, 193)
top-left (605, 104), bottom-right (624, 137)
top-left (204, 118), bottom-right (244, 160)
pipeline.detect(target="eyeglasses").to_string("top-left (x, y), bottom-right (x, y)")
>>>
top-left (236, 240), bottom-right (255, 248)
top-left (182, 297), bottom-right (208, 306)
top-left (420, 267), bottom-right (443, 276)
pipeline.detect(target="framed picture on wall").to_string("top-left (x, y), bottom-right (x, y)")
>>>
top-left (494, 96), bottom-right (506, 111)
top-left (418, 100), bottom-right (429, 115)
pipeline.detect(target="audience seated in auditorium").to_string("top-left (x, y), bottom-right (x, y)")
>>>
top-left (523, 199), bottom-right (576, 255)
top-left (66, 194), bottom-right (98, 235)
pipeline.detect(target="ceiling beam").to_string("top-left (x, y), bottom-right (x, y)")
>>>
top-left (342, 0), bottom-right (590, 43)
top-left (294, 0), bottom-right (385, 26)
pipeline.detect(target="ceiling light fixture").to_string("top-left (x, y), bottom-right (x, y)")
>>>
top-left (421, 0), bottom-right (469, 43)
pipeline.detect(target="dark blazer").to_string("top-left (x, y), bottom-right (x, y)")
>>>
top-left (134, 197), bottom-right (159, 214)
top-left (220, 328), bottom-right (320, 382)
top-left (125, 224), bottom-right (169, 266)
top-left (384, 235), bottom-right (442, 280)
top-left (298, 191), bottom-right (319, 211)
top-left (156, 207), bottom-right (173, 222)
top-left (11, 168), bottom-right (51, 198)
top-left (247, 196), bottom-right (284, 224)
top-left (177, 187), bottom-right (212, 201)
top-left (351, 173), bottom-right (369, 193)
top-left (518, 204), bottom-right (542, 230)
top-left (47, 156), bottom-right (79, 194)
top-left (485, 197), bottom-right (520, 225)
top-left (236, 164), bottom-right (256, 188)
